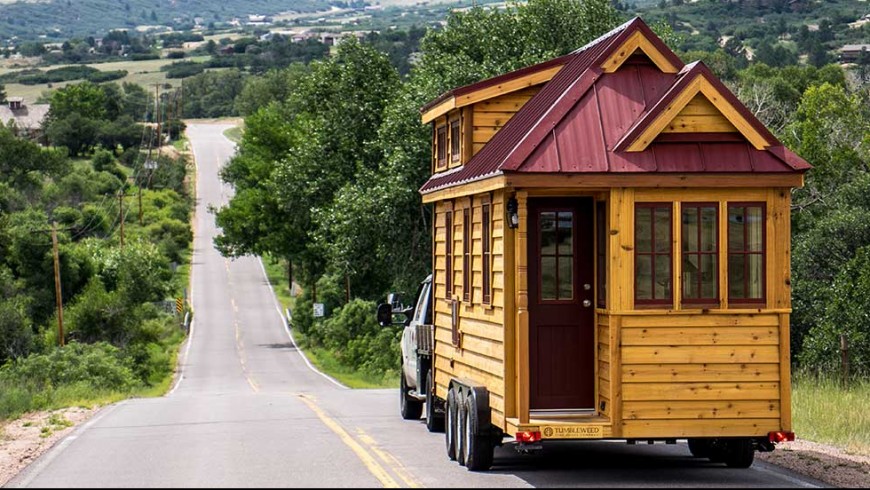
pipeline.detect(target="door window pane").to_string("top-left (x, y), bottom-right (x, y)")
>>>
top-left (541, 257), bottom-right (557, 300)
top-left (558, 213), bottom-right (574, 255)
top-left (539, 210), bottom-right (574, 301)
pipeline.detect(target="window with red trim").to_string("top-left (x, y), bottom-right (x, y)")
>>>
top-left (463, 207), bottom-right (471, 303)
top-left (436, 126), bottom-right (447, 168)
top-left (728, 203), bottom-right (766, 304)
top-left (635, 203), bottom-right (672, 306)
top-left (681, 203), bottom-right (719, 305)
top-left (482, 202), bottom-right (492, 305)
top-left (445, 209), bottom-right (453, 298)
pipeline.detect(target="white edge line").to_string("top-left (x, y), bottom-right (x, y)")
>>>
top-left (167, 317), bottom-right (194, 397)
top-left (6, 402), bottom-right (125, 488)
top-left (257, 258), bottom-right (347, 390)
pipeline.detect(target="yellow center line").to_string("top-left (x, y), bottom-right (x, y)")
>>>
top-left (356, 428), bottom-right (422, 488)
top-left (232, 299), bottom-right (258, 393)
top-left (297, 394), bottom-right (400, 488)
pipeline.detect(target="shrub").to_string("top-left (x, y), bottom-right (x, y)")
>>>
top-left (0, 298), bottom-right (34, 364)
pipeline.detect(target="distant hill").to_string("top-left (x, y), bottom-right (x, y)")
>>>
top-left (0, 0), bottom-right (333, 41)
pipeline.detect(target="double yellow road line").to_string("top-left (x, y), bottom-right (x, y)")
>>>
top-left (297, 394), bottom-right (421, 488)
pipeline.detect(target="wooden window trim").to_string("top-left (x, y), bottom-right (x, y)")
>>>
top-left (445, 207), bottom-right (453, 299)
top-left (463, 206), bottom-right (471, 303)
top-left (436, 125), bottom-right (447, 169)
top-left (727, 202), bottom-right (767, 306)
top-left (681, 202), bottom-right (720, 306)
top-left (450, 119), bottom-right (461, 164)
top-left (634, 203), bottom-right (673, 307)
top-left (482, 198), bottom-right (492, 305)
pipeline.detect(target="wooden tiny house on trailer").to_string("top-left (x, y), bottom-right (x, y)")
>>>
top-left (412, 17), bottom-right (809, 470)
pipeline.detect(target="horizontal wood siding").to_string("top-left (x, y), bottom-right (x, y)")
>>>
top-left (598, 314), bottom-right (611, 419)
top-left (433, 192), bottom-right (508, 429)
top-left (472, 87), bottom-right (540, 155)
top-left (620, 313), bottom-right (783, 438)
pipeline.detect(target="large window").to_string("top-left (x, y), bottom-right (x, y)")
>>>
top-left (451, 120), bottom-right (461, 163)
top-left (463, 207), bottom-right (471, 303)
top-left (482, 202), bottom-right (492, 305)
top-left (635, 203), bottom-right (672, 305)
top-left (728, 203), bottom-right (765, 304)
top-left (681, 203), bottom-right (719, 305)
top-left (436, 125), bottom-right (447, 168)
top-left (539, 210), bottom-right (574, 301)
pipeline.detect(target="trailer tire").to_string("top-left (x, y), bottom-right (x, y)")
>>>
top-left (724, 439), bottom-right (755, 468)
top-left (425, 370), bottom-right (444, 433)
top-left (687, 438), bottom-right (712, 458)
top-left (456, 390), bottom-right (468, 466)
top-left (400, 372), bottom-right (423, 420)
top-left (445, 387), bottom-right (458, 461)
top-left (462, 394), bottom-right (494, 471)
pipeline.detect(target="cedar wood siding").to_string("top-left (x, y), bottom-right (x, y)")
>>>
top-left (472, 87), bottom-right (542, 157)
top-left (610, 187), bottom-right (792, 438)
top-left (433, 191), bottom-right (509, 429)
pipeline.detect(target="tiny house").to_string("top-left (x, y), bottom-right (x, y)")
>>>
top-left (418, 17), bottom-right (808, 470)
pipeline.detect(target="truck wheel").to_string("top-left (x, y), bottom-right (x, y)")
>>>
top-left (445, 387), bottom-right (458, 461)
top-left (456, 390), bottom-right (468, 466)
top-left (688, 438), bottom-right (712, 458)
top-left (400, 372), bottom-right (423, 420)
top-left (462, 394), bottom-right (494, 471)
top-left (425, 370), bottom-right (444, 433)
top-left (724, 439), bottom-right (755, 468)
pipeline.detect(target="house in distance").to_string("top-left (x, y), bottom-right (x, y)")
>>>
top-left (417, 17), bottom-right (809, 470)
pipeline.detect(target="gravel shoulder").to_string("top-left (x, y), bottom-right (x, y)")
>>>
top-left (758, 438), bottom-right (870, 488)
top-left (0, 407), bottom-right (99, 487)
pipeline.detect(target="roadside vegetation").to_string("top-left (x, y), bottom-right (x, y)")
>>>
top-left (0, 86), bottom-right (193, 420)
top-left (793, 376), bottom-right (870, 456)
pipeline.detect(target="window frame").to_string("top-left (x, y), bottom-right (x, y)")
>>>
top-left (450, 119), bottom-right (461, 164)
top-left (463, 206), bottom-right (472, 304)
top-left (634, 202), bottom-right (674, 307)
top-left (445, 208), bottom-right (453, 299)
top-left (727, 202), bottom-right (767, 306)
top-left (436, 125), bottom-right (447, 169)
top-left (482, 199), bottom-right (492, 305)
top-left (680, 202), bottom-right (720, 307)
top-left (536, 207), bottom-right (576, 304)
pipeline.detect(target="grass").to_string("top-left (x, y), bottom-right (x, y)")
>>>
top-left (259, 254), bottom-right (396, 389)
top-left (793, 375), bottom-right (870, 456)
top-left (223, 125), bottom-right (243, 144)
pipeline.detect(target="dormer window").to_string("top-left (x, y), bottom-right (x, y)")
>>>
top-left (436, 125), bottom-right (447, 168)
top-left (450, 119), bottom-right (460, 163)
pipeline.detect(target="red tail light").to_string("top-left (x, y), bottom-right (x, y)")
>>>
top-left (769, 431), bottom-right (795, 443)
top-left (516, 431), bottom-right (542, 443)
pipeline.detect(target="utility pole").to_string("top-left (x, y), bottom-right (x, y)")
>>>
top-left (51, 221), bottom-right (65, 347)
top-left (138, 187), bottom-right (143, 226)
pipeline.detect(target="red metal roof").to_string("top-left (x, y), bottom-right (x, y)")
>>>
top-left (419, 17), bottom-right (810, 195)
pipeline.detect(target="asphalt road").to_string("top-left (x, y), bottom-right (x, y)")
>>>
top-left (5, 123), bottom-right (826, 488)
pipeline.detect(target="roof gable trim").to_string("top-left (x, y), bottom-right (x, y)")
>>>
top-left (599, 30), bottom-right (679, 74)
top-left (618, 68), bottom-right (773, 153)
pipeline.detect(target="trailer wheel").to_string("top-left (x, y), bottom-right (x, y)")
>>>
top-left (462, 394), bottom-right (494, 471)
top-left (456, 391), bottom-right (468, 466)
top-left (687, 438), bottom-right (712, 458)
top-left (400, 372), bottom-right (423, 420)
top-left (723, 439), bottom-right (755, 468)
top-left (445, 387), bottom-right (458, 461)
top-left (425, 370), bottom-right (444, 433)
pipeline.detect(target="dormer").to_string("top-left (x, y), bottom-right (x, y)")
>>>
top-left (422, 55), bottom-right (570, 175)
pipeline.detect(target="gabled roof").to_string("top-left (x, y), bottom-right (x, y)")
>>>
top-left (419, 17), bottom-right (810, 195)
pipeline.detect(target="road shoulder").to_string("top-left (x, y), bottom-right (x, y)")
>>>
top-left (758, 439), bottom-right (870, 488)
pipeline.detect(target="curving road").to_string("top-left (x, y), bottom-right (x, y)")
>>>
top-left (5, 123), bottom-right (826, 488)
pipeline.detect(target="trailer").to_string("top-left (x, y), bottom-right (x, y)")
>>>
top-left (381, 17), bottom-right (809, 471)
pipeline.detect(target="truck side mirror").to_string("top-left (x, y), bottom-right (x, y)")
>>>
top-left (402, 306), bottom-right (414, 327)
top-left (377, 303), bottom-right (393, 327)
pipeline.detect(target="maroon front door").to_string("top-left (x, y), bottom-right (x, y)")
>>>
top-left (528, 197), bottom-right (595, 411)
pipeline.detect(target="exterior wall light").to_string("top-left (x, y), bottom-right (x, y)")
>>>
top-left (506, 197), bottom-right (519, 229)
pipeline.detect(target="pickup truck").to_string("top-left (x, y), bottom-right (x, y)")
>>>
top-left (377, 274), bottom-right (444, 432)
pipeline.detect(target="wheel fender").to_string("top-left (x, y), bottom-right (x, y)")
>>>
top-left (449, 379), bottom-right (490, 436)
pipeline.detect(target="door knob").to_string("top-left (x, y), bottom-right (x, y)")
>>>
top-left (583, 300), bottom-right (592, 307)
